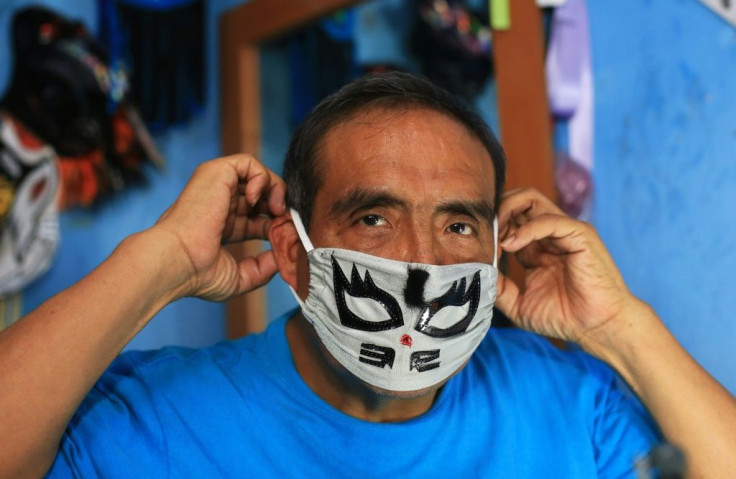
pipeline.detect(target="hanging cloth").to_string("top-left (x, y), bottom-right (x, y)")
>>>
top-left (411, 0), bottom-right (493, 101)
top-left (287, 10), bottom-right (357, 126)
top-left (98, 0), bottom-right (206, 132)
top-left (545, 0), bottom-right (594, 219)
top-left (0, 6), bottom-right (163, 209)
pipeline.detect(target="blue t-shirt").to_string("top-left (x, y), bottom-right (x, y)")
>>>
top-left (47, 314), bottom-right (659, 478)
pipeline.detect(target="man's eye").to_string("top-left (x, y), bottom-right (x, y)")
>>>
top-left (447, 223), bottom-right (474, 236)
top-left (360, 214), bottom-right (386, 227)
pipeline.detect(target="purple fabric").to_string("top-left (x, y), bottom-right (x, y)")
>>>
top-left (546, 0), bottom-right (594, 219)
top-left (546, 0), bottom-right (590, 119)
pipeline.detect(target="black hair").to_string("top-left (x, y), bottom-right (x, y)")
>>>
top-left (282, 71), bottom-right (506, 231)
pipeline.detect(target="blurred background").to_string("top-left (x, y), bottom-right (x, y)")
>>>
top-left (0, 0), bottom-right (734, 395)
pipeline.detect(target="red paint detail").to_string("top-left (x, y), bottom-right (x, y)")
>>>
top-left (400, 334), bottom-right (412, 347)
top-left (39, 23), bottom-right (56, 42)
top-left (31, 178), bottom-right (47, 201)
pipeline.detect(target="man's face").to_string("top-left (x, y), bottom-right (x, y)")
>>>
top-left (306, 107), bottom-right (497, 266)
top-left (292, 106), bottom-right (498, 398)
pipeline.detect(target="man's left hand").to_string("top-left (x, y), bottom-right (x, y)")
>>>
top-left (495, 187), bottom-right (640, 353)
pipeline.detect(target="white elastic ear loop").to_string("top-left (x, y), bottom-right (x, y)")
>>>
top-left (493, 216), bottom-right (498, 269)
top-left (290, 208), bottom-right (314, 252)
top-left (288, 285), bottom-right (305, 308)
top-left (288, 208), bottom-right (311, 308)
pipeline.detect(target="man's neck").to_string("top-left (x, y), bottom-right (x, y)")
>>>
top-left (285, 314), bottom-right (440, 423)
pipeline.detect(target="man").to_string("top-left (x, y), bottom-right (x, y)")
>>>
top-left (0, 73), bottom-right (734, 477)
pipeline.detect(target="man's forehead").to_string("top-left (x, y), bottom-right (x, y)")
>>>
top-left (318, 107), bottom-right (494, 174)
top-left (310, 108), bottom-right (496, 220)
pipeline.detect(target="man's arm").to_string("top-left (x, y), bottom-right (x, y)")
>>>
top-left (0, 155), bottom-right (285, 478)
top-left (496, 188), bottom-right (736, 479)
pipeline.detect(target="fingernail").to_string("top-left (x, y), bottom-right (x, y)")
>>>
top-left (501, 235), bottom-right (515, 248)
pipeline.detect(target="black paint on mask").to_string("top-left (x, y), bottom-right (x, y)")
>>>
top-left (415, 271), bottom-right (481, 338)
top-left (359, 343), bottom-right (395, 369)
top-left (404, 267), bottom-right (429, 309)
top-left (332, 256), bottom-right (404, 332)
top-left (410, 349), bottom-right (441, 372)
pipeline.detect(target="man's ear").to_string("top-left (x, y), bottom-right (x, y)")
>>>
top-left (268, 214), bottom-right (302, 290)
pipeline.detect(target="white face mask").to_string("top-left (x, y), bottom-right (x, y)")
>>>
top-left (289, 209), bottom-right (499, 392)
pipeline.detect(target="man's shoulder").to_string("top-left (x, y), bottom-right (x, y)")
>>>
top-left (68, 315), bottom-right (292, 441)
top-left (456, 327), bottom-right (659, 476)
top-left (473, 325), bottom-right (618, 389)
top-left (478, 325), bottom-right (568, 362)
top-left (53, 318), bottom-right (295, 477)
top-left (106, 315), bottom-right (290, 392)
top-left (117, 329), bottom-right (257, 373)
top-left (469, 324), bottom-right (652, 427)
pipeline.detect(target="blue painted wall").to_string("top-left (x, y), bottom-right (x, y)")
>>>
top-left (591, 0), bottom-right (736, 393)
top-left (0, 0), bottom-right (236, 350)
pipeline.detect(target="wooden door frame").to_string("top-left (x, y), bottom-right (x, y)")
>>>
top-left (220, 0), bottom-right (554, 337)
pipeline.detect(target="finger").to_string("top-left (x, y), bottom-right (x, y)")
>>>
top-left (173, 159), bottom-right (247, 219)
top-left (229, 195), bottom-right (283, 222)
top-left (233, 193), bottom-right (261, 217)
top-left (236, 249), bottom-right (279, 293)
top-left (500, 188), bottom-right (563, 225)
top-left (267, 181), bottom-right (287, 217)
top-left (501, 213), bottom-right (591, 256)
top-left (241, 170), bottom-right (286, 217)
top-left (252, 190), bottom-right (285, 216)
top-left (242, 165), bottom-right (271, 207)
top-left (218, 154), bottom-right (284, 210)
top-left (234, 194), bottom-right (248, 216)
top-left (498, 188), bottom-right (566, 236)
top-left (232, 191), bottom-right (278, 217)
top-left (226, 157), bottom-right (286, 215)
top-left (223, 216), bottom-right (273, 243)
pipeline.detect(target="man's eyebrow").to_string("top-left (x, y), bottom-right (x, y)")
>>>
top-left (329, 189), bottom-right (407, 218)
top-left (436, 200), bottom-right (496, 226)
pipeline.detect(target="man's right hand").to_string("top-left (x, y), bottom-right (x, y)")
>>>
top-left (153, 154), bottom-right (286, 302)
top-left (0, 154), bottom-right (286, 478)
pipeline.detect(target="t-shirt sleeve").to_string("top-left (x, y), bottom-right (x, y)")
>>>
top-left (45, 351), bottom-right (169, 478)
top-left (578, 352), bottom-right (662, 478)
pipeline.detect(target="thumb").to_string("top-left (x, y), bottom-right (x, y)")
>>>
top-left (235, 249), bottom-right (279, 294)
